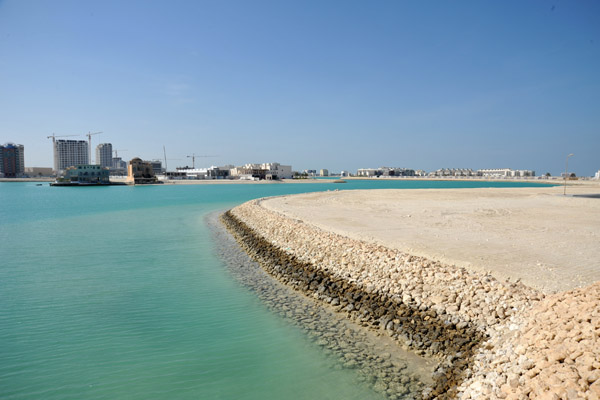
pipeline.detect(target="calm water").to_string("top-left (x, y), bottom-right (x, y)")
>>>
top-left (0, 180), bottom-right (549, 399)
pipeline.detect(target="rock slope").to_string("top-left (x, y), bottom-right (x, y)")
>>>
top-left (223, 199), bottom-right (599, 399)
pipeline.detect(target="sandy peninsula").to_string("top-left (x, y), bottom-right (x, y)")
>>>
top-left (260, 184), bottom-right (600, 294)
top-left (223, 183), bottom-right (600, 399)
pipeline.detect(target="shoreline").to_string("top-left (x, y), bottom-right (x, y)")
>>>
top-left (4, 176), bottom-right (598, 187)
top-left (222, 189), bottom-right (599, 398)
top-left (209, 211), bottom-right (435, 399)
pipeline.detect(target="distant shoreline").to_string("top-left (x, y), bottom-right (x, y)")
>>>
top-left (2, 176), bottom-right (596, 187)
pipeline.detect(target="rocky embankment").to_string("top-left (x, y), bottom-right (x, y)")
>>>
top-left (222, 199), bottom-right (599, 399)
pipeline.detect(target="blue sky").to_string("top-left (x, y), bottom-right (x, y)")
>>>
top-left (1, 0), bottom-right (598, 175)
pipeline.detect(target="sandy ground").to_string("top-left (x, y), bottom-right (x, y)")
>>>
top-left (260, 184), bottom-right (600, 294)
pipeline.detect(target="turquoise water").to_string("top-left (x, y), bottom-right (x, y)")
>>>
top-left (0, 180), bottom-right (550, 399)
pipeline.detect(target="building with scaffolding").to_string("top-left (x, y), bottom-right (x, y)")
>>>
top-left (95, 143), bottom-right (113, 168)
top-left (54, 140), bottom-right (88, 173)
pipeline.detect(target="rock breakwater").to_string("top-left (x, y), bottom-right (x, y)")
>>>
top-left (209, 212), bottom-right (432, 400)
top-left (221, 199), bottom-right (599, 399)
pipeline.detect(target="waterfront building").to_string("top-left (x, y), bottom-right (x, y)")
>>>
top-left (230, 164), bottom-right (267, 180)
top-left (381, 167), bottom-right (416, 177)
top-left (207, 165), bottom-right (232, 179)
top-left (357, 167), bottom-right (416, 177)
top-left (477, 169), bottom-right (535, 178)
top-left (357, 168), bottom-right (381, 177)
top-left (0, 143), bottom-right (25, 178)
top-left (95, 143), bottom-right (113, 168)
top-left (595, 170), bottom-right (600, 180)
top-left (54, 139), bottom-right (88, 173)
top-left (430, 168), bottom-right (476, 177)
top-left (511, 170), bottom-right (535, 177)
top-left (24, 167), bottom-right (54, 177)
top-left (56, 164), bottom-right (110, 184)
top-left (176, 167), bottom-right (208, 179)
top-left (262, 163), bottom-right (292, 179)
top-left (127, 157), bottom-right (159, 184)
top-left (230, 163), bottom-right (293, 180)
top-left (320, 169), bottom-right (329, 177)
top-left (150, 160), bottom-right (163, 175)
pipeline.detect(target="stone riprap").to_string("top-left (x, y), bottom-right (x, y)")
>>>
top-left (459, 282), bottom-right (600, 399)
top-left (208, 212), bottom-right (432, 400)
top-left (222, 199), bottom-right (599, 399)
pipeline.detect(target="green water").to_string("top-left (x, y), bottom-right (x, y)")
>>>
top-left (0, 180), bottom-right (550, 399)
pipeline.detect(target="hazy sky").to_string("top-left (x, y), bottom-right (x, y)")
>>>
top-left (1, 0), bottom-right (598, 175)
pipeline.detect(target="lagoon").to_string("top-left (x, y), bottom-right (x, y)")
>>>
top-left (0, 180), bottom-right (549, 399)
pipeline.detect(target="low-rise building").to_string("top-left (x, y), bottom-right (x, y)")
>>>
top-left (207, 165), bottom-right (232, 179)
top-left (320, 169), bottom-right (329, 177)
top-left (429, 168), bottom-right (476, 177)
top-left (595, 170), bottom-right (600, 180)
top-left (357, 168), bottom-right (381, 177)
top-left (230, 162), bottom-right (292, 180)
top-left (381, 167), bottom-right (415, 177)
top-left (477, 169), bottom-right (535, 178)
top-left (56, 164), bottom-right (110, 184)
top-left (176, 167), bottom-right (208, 179)
top-left (230, 164), bottom-right (266, 180)
top-left (127, 158), bottom-right (159, 184)
top-left (24, 167), bottom-right (54, 177)
top-left (263, 163), bottom-right (292, 179)
top-left (358, 167), bottom-right (415, 177)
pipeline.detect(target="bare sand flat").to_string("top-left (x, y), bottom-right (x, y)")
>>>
top-left (261, 184), bottom-right (600, 294)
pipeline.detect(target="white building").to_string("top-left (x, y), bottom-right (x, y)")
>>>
top-left (261, 163), bottom-right (292, 179)
top-left (357, 168), bottom-right (380, 177)
top-left (430, 168), bottom-right (476, 177)
top-left (175, 167), bottom-right (209, 179)
top-left (54, 139), bottom-right (88, 173)
top-left (230, 162), bottom-right (292, 180)
top-left (95, 143), bottom-right (113, 168)
top-left (594, 170), bottom-right (600, 180)
top-left (478, 168), bottom-right (535, 178)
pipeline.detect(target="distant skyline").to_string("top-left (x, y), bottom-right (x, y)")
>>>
top-left (1, 1), bottom-right (598, 176)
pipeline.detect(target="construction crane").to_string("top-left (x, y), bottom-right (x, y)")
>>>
top-left (112, 149), bottom-right (128, 158)
top-left (46, 133), bottom-right (80, 146)
top-left (186, 153), bottom-right (218, 169)
top-left (86, 131), bottom-right (102, 163)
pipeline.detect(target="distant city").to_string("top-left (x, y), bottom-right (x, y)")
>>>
top-left (1, 139), bottom-right (599, 182)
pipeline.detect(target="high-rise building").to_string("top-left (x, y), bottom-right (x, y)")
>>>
top-left (96, 143), bottom-right (113, 168)
top-left (54, 140), bottom-right (88, 173)
top-left (0, 143), bottom-right (25, 178)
